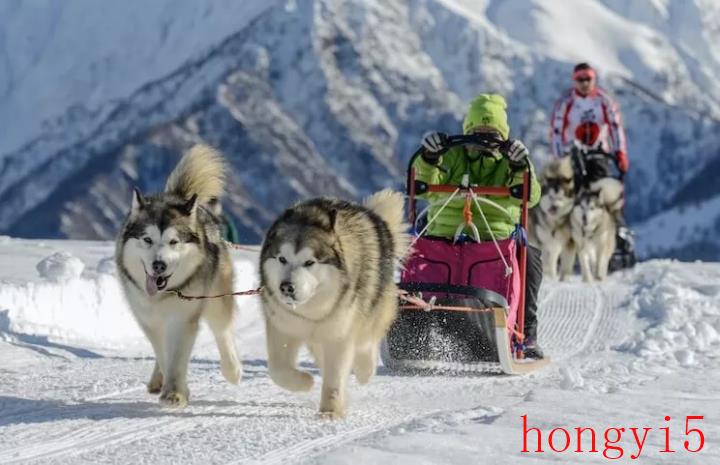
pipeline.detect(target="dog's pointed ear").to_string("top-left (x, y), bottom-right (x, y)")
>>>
top-left (180, 194), bottom-right (198, 217)
top-left (131, 187), bottom-right (145, 215)
top-left (327, 209), bottom-right (337, 231)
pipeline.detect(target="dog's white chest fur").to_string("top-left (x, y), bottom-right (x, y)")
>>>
top-left (264, 297), bottom-right (354, 342)
top-left (122, 283), bottom-right (201, 326)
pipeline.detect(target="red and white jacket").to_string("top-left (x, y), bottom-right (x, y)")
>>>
top-left (550, 87), bottom-right (627, 158)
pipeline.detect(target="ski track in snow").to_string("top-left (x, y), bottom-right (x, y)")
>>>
top-left (541, 283), bottom-right (604, 360)
top-left (0, 276), bottom-right (629, 465)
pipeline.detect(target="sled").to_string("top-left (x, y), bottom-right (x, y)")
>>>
top-left (382, 135), bottom-right (550, 375)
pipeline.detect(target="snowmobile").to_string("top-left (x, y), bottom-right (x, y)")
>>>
top-left (569, 122), bottom-right (637, 272)
top-left (382, 134), bottom-right (550, 374)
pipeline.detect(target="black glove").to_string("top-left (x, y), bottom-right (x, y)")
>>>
top-left (420, 131), bottom-right (449, 165)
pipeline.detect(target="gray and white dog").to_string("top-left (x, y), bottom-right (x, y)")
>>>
top-left (570, 178), bottom-right (624, 282)
top-left (529, 157), bottom-right (576, 280)
top-left (115, 145), bottom-right (241, 407)
top-left (259, 190), bottom-right (409, 419)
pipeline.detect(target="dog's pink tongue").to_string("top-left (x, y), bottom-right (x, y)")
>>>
top-left (146, 274), bottom-right (159, 296)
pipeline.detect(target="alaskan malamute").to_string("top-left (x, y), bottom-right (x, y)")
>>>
top-left (259, 190), bottom-right (409, 419)
top-left (570, 178), bottom-right (624, 282)
top-left (115, 145), bottom-right (241, 407)
top-left (529, 157), bottom-right (576, 280)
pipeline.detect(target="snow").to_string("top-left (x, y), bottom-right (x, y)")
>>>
top-left (0, 238), bottom-right (718, 464)
top-left (624, 263), bottom-right (720, 365)
top-left (1, 1), bottom-right (720, 461)
top-left (488, 0), bottom-right (671, 76)
top-left (36, 251), bottom-right (85, 282)
top-left (0, 240), bottom-right (140, 351)
top-left (0, 239), bottom-right (258, 353)
top-left (0, 0), bottom-right (278, 155)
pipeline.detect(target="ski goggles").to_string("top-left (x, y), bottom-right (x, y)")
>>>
top-left (468, 128), bottom-right (505, 147)
top-left (573, 69), bottom-right (596, 82)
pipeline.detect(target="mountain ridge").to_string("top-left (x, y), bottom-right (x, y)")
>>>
top-left (2, 0), bottom-right (720, 258)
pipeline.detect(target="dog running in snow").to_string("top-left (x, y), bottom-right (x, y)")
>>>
top-left (529, 157), bottom-right (576, 280)
top-left (570, 178), bottom-right (624, 282)
top-left (115, 145), bottom-right (241, 407)
top-left (259, 190), bottom-right (410, 419)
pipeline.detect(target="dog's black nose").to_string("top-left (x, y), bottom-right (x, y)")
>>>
top-left (280, 281), bottom-right (295, 296)
top-left (152, 260), bottom-right (167, 275)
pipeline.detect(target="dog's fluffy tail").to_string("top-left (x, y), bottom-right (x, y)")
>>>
top-left (165, 144), bottom-right (226, 203)
top-left (364, 189), bottom-right (411, 261)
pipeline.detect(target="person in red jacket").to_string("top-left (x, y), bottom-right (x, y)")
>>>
top-left (550, 62), bottom-right (634, 261)
top-left (550, 63), bottom-right (628, 174)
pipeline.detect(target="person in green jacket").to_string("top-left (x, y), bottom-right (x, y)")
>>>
top-left (415, 93), bottom-right (545, 359)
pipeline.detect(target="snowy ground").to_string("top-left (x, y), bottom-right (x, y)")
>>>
top-left (0, 237), bottom-right (718, 464)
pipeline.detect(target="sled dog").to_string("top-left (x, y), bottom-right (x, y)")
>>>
top-left (570, 178), bottom-right (624, 282)
top-left (115, 145), bottom-right (241, 407)
top-left (260, 190), bottom-right (409, 418)
top-left (529, 157), bottom-right (576, 280)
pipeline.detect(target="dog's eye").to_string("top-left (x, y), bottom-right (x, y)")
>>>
top-left (169, 239), bottom-right (179, 246)
top-left (303, 260), bottom-right (315, 268)
top-left (278, 256), bottom-right (287, 265)
top-left (143, 237), bottom-right (153, 245)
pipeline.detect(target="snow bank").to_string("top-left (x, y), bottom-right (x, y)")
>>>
top-left (0, 239), bottom-right (259, 351)
top-left (0, 273), bottom-right (138, 349)
top-left (623, 261), bottom-right (720, 368)
top-left (2, 238), bottom-right (718, 371)
top-left (36, 251), bottom-right (86, 282)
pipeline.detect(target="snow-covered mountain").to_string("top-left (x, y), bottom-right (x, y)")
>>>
top-left (2, 0), bottom-right (720, 258)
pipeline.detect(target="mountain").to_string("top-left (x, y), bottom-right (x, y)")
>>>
top-left (2, 0), bottom-right (720, 258)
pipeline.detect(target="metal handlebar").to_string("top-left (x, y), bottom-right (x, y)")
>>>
top-left (442, 133), bottom-right (510, 152)
top-left (406, 134), bottom-right (519, 196)
top-left (409, 134), bottom-right (509, 163)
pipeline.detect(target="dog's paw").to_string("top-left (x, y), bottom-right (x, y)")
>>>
top-left (319, 388), bottom-right (345, 420)
top-left (285, 370), bottom-right (315, 392)
top-left (147, 374), bottom-right (163, 394)
top-left (318, 408), bottom-right (346, 421)
top-left (159, 390), bottom-right (188, 408)
top-left (270, 369), bottom-right (314, 392)
top-left (352, 351), bottom-right (377, 385)
top-left (147, 382), bottom-right (162, 394)
top-left (221, 360), bottom-right (242, 385)
top-left (354, 370), bottom-right (373, 385)
top-left (291, 371), bottom-right (314, 391)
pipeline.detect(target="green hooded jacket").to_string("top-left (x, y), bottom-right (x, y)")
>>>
top-left (413, 146), bottom-right (541, 240)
